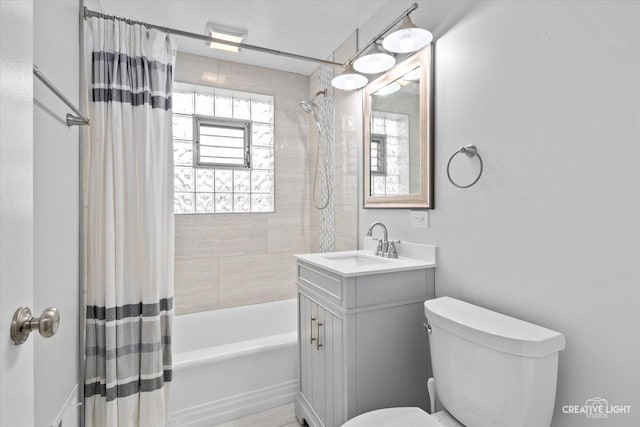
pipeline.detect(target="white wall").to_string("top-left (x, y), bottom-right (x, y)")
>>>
top-left (33, 0), bottom-right (81, 426)
top-left (353, 1), bottom-right (640, 426)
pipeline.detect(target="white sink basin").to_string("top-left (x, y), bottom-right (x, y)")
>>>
top-left (320, 253), bottom-right (389, 267)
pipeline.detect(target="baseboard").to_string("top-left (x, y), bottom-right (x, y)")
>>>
top-left (50, 384), bottom-right (79, 427)
top-left (168, 379), bottom-right (298, 427)
top-left (295, 393), bottom-right (323, 427)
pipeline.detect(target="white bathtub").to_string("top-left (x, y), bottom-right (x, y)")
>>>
top-left (168, 299), bottom-right (299, 427)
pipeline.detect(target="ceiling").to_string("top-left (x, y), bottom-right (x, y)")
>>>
top-left (85, 0), bottom-right (389, 75)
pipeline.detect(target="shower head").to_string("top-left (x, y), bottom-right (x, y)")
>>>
top-left (300, 89), bottom-right (328, 134)
top-left (300, 89), bottom-right (328, 113)
top-left (299, 99), bottom-right (316, 114)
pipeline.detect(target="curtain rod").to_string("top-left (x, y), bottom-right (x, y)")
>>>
top-left (33, 65), bottom-right (90, 126)
top-left (84, 7), bottom-right (343, 67)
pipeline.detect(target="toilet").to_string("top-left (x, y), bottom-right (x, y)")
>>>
top-left (343, 296), bottom-right (566, 427)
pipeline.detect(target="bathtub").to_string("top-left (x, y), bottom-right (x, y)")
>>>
top-left (168, 299), bottom-right (298, 427)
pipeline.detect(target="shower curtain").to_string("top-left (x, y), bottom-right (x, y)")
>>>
top-left (83, 16), bottom-right (176, 427)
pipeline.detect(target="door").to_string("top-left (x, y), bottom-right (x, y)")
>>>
top-left (33, 1), bottom-right (81, 426)
top-left (0, 1), bottom-right (36, 426)
top-left (1, 1), bottom-right (80, 426)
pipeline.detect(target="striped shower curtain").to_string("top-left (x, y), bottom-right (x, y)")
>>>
top-left (84, 16), bottom-right (177, 427)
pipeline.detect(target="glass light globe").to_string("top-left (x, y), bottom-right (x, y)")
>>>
top-left (331, 63), bottom-right (368, 91)
top-left (353, 45), bottom-right (396, 74)
top-left (382, 16), bottom-right (433, 54)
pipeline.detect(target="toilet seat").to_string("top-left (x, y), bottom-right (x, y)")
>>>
top-left (342, 407), bottom-right (444, 427)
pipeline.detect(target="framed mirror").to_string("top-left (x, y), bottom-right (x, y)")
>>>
top-left (363, 46), bottom-right (433, 209)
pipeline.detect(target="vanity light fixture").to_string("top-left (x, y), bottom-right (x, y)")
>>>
top-left (353, 43), bottom-right (396, 74)
top-left (206, 23), bottom-right (248, 53)
top-left (382, 15), bottom-right (433, 54)
top-left (331, 62), bottom-right (369, 91)
top-left (331, 2), bottom-right (432, 91)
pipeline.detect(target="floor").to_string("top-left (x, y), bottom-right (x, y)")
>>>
top-left (214, 403), bottom-right (301, 427)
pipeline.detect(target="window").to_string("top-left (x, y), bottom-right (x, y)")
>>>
top-left (194, 116), bottom-right (251, 169)
top-left (370, 134), bottom-right (387, 175)
top-left (172, 82), bottom-right (275, 214)
top-left (370, 111), bottom-right (410, 196)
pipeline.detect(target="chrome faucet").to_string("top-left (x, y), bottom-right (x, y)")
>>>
top-left (366, 221), bottom-right (389, 256)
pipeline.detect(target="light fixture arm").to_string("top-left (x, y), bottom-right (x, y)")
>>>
top-left (344, 2), bottom-right (419, 66)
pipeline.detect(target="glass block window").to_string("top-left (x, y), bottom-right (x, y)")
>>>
top-left (173, 82), bottom-right (275, 214)
top-left (370, 111), bottom-right (410, 196)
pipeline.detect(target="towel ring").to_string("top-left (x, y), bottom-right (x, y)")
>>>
top-left (447, 145), bottom-right (483, 189)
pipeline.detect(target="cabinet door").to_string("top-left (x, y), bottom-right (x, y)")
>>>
top-left (317, 305), bottom-right (344, 427)
top-left (299, 293), bottom-right (311, 399)
top-left (321, 306), bottom-right (339, 427)
top-left (311, 301), bottom-right (326, 423)
top-left (299, 294), bottom-right (344, 427)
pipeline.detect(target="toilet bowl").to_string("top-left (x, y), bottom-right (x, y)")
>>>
top-left (343, 297), bottom-right (565, 427)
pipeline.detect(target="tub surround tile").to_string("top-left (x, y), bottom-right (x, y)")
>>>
top-left (274, 112), bottom-right (310, 160)
top-left (268, 215), bottom-right (310, 254)
top-left (309, 207), bottom-right (321, 253)
top-left (218, 253), bottom-right (297, 308)
top-left (335, 212), bottom-right (358, 252)
top-left (307, 69), bottom-right (323, 253)
top-left (216, 60), bottom-right (308, 110)
top-left (174, 257), bottom-right (219, 315)
top-left (175, 214), bottom-right (268, 260)
top-left (276, 160), bottom-right (309, 193)
top-left (175, 52), bottom-right (218, 87)
top-left (331, 40), bottom-right (360, 255)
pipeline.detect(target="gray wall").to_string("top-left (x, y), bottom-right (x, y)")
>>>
top-left (353, 1), bottom-right (639, 426)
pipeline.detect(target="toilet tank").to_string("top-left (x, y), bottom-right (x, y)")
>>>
top-left (424, 297), bottom-right (565, 427)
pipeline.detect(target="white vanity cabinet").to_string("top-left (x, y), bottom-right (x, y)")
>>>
top-left (294, 251), bottom-right (436, 427)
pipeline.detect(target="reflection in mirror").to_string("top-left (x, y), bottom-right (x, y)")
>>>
top-left (370, 134), bottom-right (387, 175)
top-left (363, 46), bottom-right (433, 209)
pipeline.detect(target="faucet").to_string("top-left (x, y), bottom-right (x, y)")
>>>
top-left (366, 221), bottom-right (389, 256)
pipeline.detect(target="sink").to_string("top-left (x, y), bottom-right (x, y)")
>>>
top-left (295, 248), bottom-right (436, 277)
top-left (321, 253), bottom-right (389, 267)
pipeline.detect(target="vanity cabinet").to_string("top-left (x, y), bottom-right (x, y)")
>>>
top-left (294, 253), bottom-right (435, 427)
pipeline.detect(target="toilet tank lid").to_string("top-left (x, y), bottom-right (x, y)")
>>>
top-left (424, 297), bottom-right (566, 358)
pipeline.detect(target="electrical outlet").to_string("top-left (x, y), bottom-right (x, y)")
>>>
top-left (410, 211), bottom-right (429, 228)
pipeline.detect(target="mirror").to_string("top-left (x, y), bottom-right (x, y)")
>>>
top-left (363, 46), bottom-right (433, 209)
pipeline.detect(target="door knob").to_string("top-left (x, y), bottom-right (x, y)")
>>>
top-left (10, 306), bottom-right (60, 345)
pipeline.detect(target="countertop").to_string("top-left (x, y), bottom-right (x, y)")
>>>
top-left (295, 249), bottom-right (436, 277)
